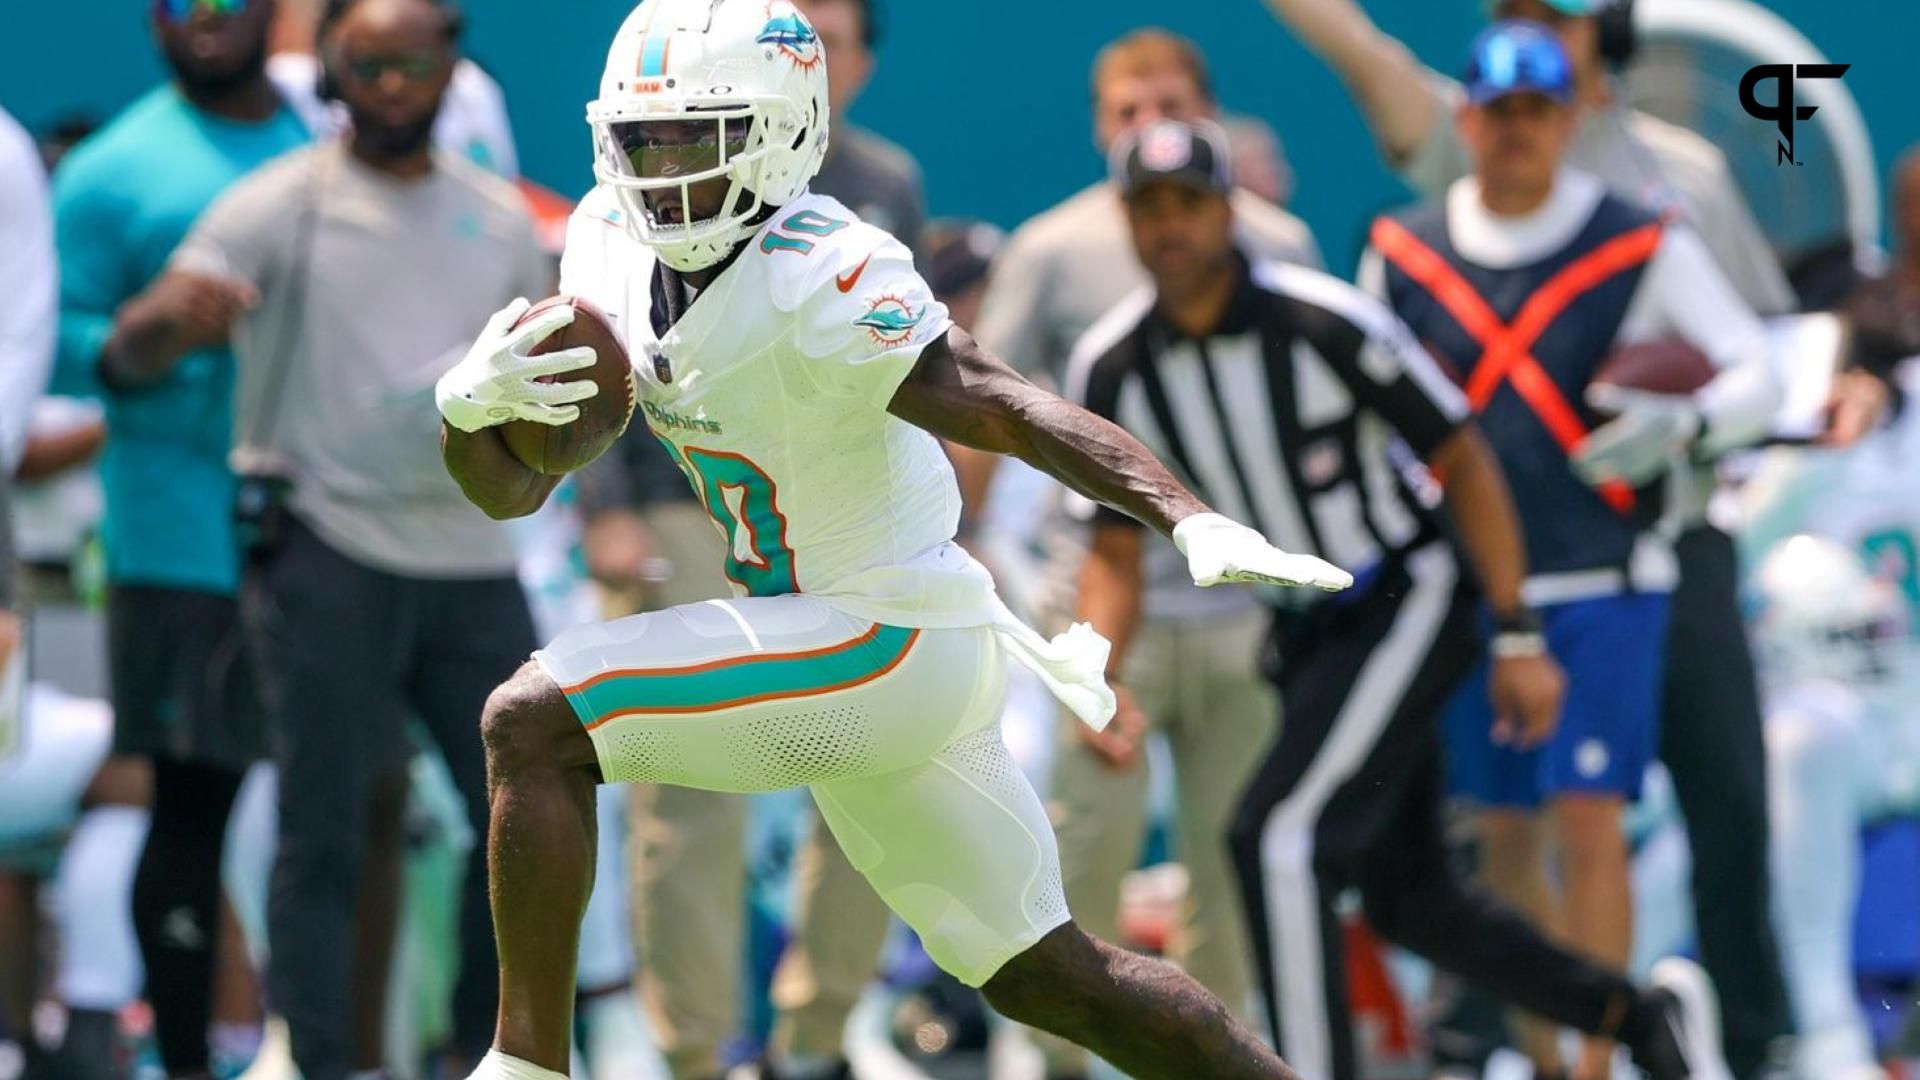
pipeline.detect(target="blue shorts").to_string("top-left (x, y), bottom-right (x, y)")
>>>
top-left (1443, 591), bottom-right (1671, 808)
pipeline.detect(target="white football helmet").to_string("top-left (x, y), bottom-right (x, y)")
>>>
top-left (588, 0), bottom-right (831, 272)
top-left (1751, 534), bottom-right (1906, 687)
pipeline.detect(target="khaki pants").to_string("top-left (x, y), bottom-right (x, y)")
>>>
top-left (1037, 606), bottom-right (1276, 1071)
top-left (767, 817), bottom-right (893, 1059)
top-left (620, 502), bottom-right (889, 1075)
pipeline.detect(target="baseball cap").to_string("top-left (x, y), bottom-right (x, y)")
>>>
top-left (1486, 0), bottom-right (1607, 15)
top-left (1463, 20), bottom-right (1576, 105)
top-left (1110, 119), bottom-right (1234, 199)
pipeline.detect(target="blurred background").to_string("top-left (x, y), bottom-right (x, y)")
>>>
top-left (9, 0), bottom-right (1914, 273)
top-left (7, 2), bottom-right (1920, 1080)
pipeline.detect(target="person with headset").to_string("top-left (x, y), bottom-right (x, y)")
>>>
top-left (120, 0), bottom-right (548, 1076)
top-left (51, 1), bottom-right (311, 1075)
top-left (1256, 1), bottom-right (1797, 1073)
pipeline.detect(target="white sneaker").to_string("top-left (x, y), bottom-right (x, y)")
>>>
top-left (232, 1017), bottom-right (302, 1080)
top-left (1648, 957), bottom-right (1732, 1080)
top-left (1794, 1023), bottom-right (1889, 1080)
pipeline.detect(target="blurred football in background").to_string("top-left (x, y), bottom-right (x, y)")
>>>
top-left (1590, 338), bottom-right (1717, 401)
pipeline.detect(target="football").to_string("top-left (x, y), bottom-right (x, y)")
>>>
top-left (498, 296), bottom-right (637, 475)
top-left (1589, 338), bottom-right (1716, 399)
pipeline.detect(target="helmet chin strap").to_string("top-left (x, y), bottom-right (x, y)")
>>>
top-left (655, 240), bottom-right (732, 273)
top-left (634, 204), bottom-right (757, 272)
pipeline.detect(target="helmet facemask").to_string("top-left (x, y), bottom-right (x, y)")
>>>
top-left (590, 94), bottom-right (810, 272)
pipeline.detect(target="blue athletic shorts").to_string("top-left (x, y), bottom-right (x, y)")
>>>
top-left (1443, 590), bottom-right (1671, 808)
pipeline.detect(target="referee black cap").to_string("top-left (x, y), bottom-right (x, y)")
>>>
top-left (1111, 119), bottom-right (1234, 199)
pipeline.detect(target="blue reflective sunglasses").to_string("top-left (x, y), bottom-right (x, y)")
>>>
top-left (154, 0), bottom-right (249, 23)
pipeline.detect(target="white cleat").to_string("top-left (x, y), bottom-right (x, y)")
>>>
top-left (1647, 957), bottom-right (1732, 1080)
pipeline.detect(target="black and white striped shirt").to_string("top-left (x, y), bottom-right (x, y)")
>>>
top-left (1068, 255), bottom-right (1471, 578)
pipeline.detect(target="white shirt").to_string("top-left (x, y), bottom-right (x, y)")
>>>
top-left (1741, 365), bottom-right (1920, 799)
top-left (557, 189), bottom-right (1000, 629)
top-left (0, 107), bottom-right (56, 474)
top-left (1742, 363), bottom-right (1920, 598)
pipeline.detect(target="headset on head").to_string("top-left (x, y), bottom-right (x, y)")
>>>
top-left (314, 0), bottom-right (465, 101)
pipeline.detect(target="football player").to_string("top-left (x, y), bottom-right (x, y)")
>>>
top-left (432, 2), bottom-right (1351, 1078)
top-left (1739, 365), bottom-right (1920, 1080)
top-left (1746, 535), bottom-right (1910, 1080)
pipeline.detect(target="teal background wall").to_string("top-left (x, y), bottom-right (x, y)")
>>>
top-left (6, 2), bottom-right (1916, 273)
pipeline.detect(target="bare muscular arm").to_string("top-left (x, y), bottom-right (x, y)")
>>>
top-left (887, 327), bottom-right (1210, 538)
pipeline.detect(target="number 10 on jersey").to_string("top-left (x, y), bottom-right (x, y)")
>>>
top-left (655, 439), bottom-right (799, 596)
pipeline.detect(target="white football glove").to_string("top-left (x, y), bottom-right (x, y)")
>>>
top-left (436, 298), bottom-right (600, 433)
top-left (1172, 513), bottom-right (1354, 592)
top-left (1572, 385), bottom-right (1702, 488)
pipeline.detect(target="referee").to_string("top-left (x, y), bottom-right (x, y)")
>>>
top-left (1070, 119), bottom-right (1721, 1080)
top-left (1257, 0), bottom-right (1798, 1068)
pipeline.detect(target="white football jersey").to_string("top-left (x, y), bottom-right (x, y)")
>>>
top-left (1742, 365), bottom-right (1920, 795)
top-left (559, 188), bottom-right (996, 629)
top-left (1740, 365), bottom-right (1920, 634)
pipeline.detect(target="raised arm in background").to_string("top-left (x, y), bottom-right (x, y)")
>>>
top-left (1259, 0), bottom-right (1442, 166)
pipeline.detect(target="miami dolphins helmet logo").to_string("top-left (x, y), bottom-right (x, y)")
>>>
top-left (756, 4), bottom-right (822, 71)
top-left (854, 295), bottom-right (924, 347)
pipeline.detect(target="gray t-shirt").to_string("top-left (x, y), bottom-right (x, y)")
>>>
top-left (974, 181), bottom-right (1324, 622)
top-left (813, 123), bottom-right (927, 256)
top-left (177, 142), bottom-right (547, 578)
top-left (1402, 75), bottom-right (1795, 317)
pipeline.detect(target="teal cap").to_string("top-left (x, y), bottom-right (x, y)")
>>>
top-left (1487, 0), bottom-right (1607, 15)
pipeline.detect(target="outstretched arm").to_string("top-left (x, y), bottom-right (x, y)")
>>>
top-left (1260, 0), bottom-right (1442, 166)
top-left (888, 326), bottom-right (1203, 537)
top-left (888, 327), bottom-right (1350, 591)
top-left (105, 272), bottom-right (259, 387)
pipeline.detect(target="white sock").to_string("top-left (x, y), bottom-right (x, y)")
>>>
top-left (53, 804), bottom-right (149, 1009)
top-left (468, 1049), bottom-right (569, 1080)
top-left (209, 1020), bottom-right (264, 1067)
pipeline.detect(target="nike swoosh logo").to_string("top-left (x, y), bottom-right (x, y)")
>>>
top-left (836, 254), bottom-right (874, 293)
